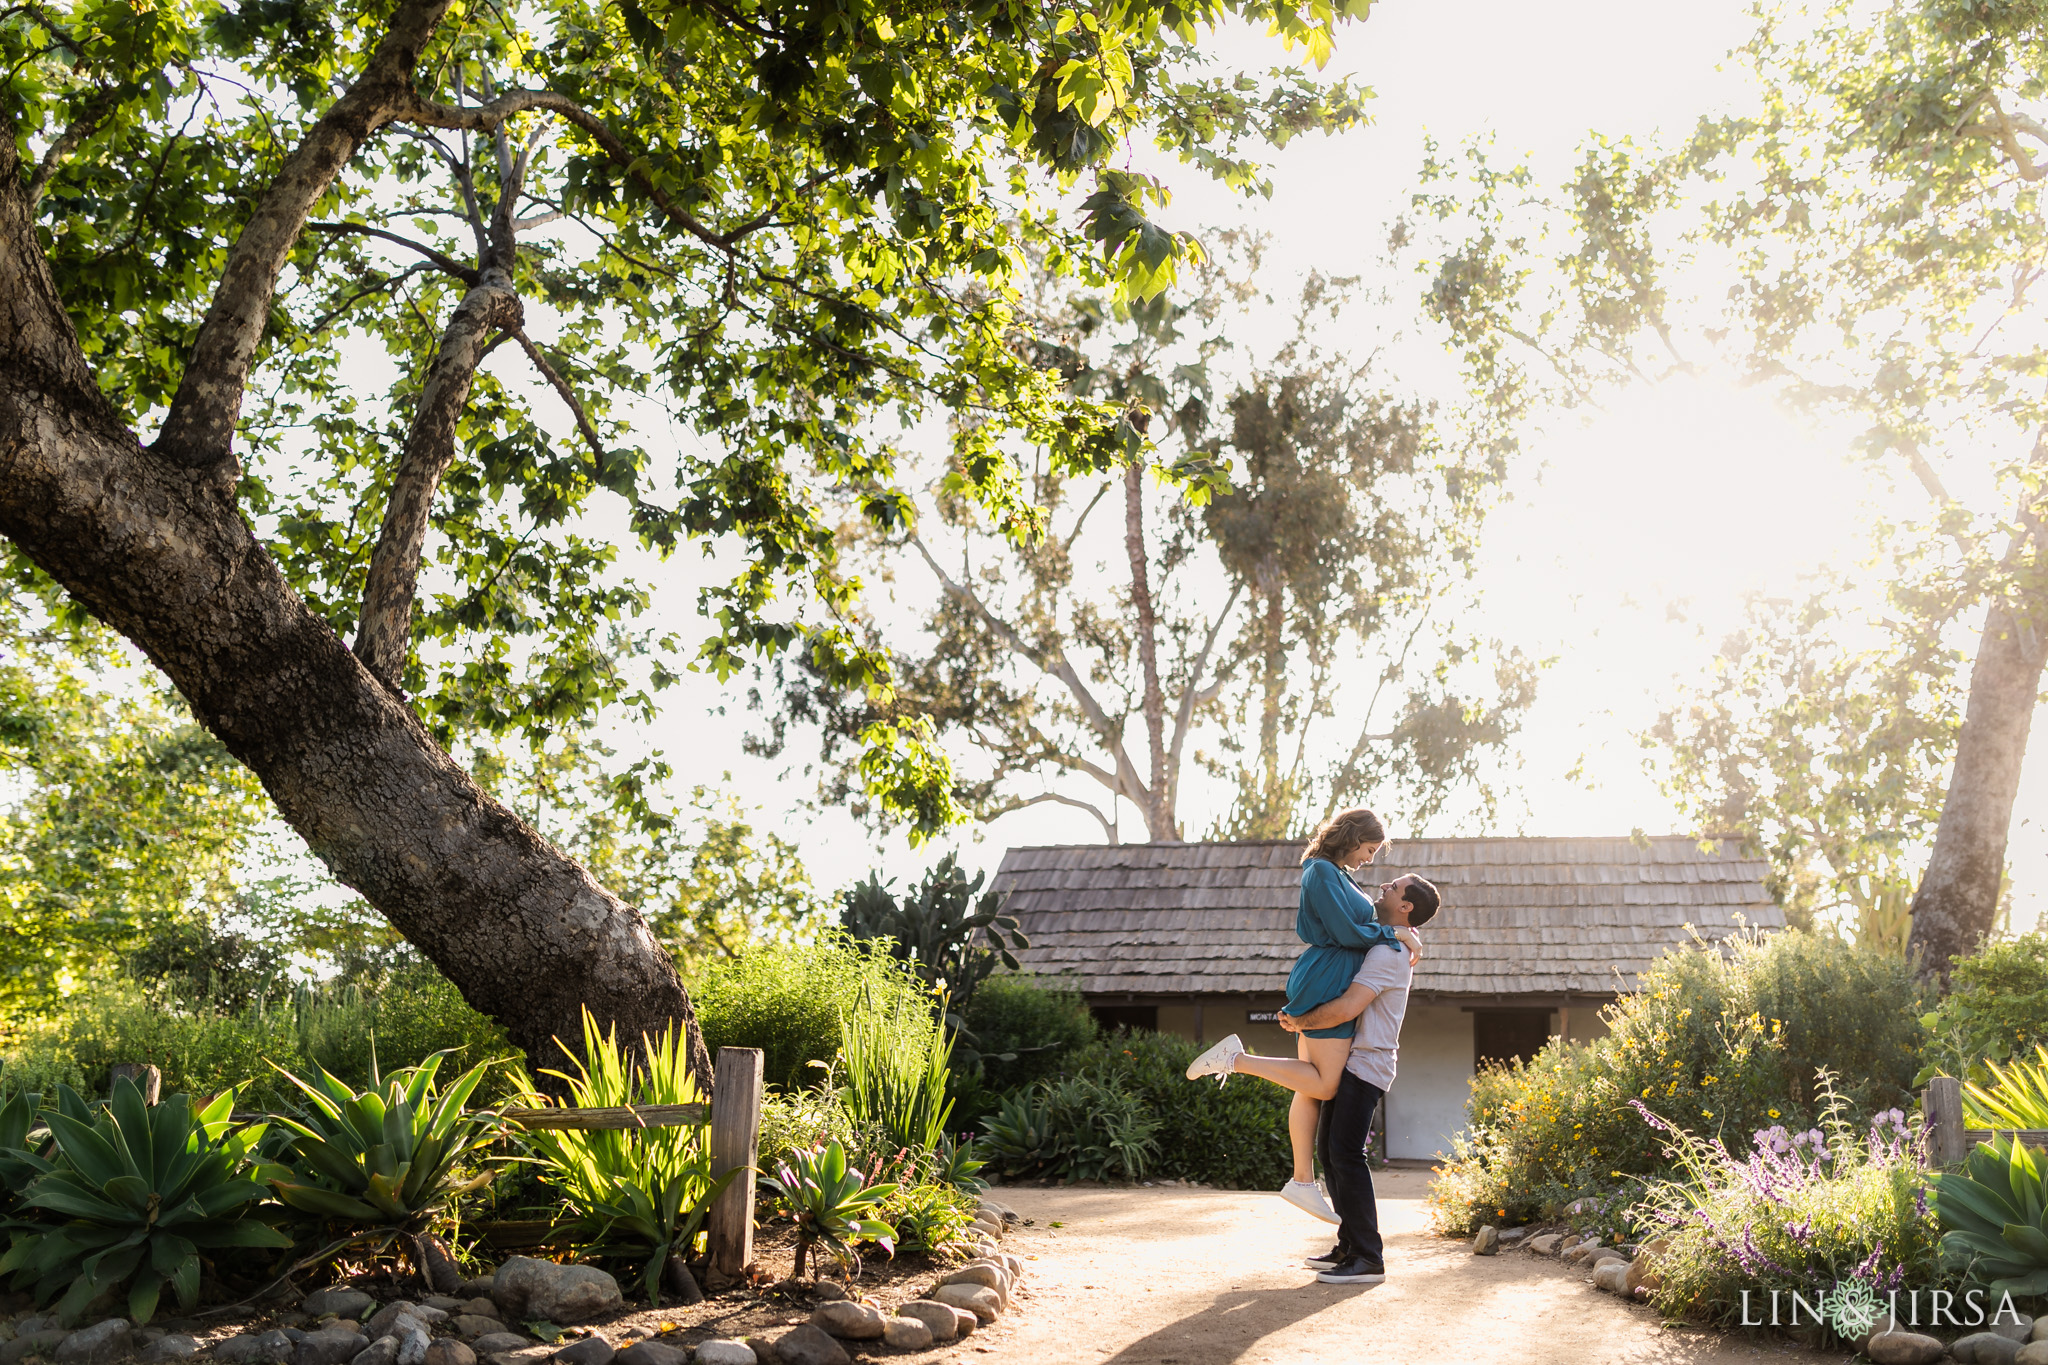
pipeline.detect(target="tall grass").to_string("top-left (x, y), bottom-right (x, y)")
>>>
top-left (839, 983), bottom-right (953, 1156)
top-left (518, 1008), bottom-right (733, 1305)
top-left (689, 935), bottom-right (933, 1090)
top-left (1, 974), bottom-right (513, 1107)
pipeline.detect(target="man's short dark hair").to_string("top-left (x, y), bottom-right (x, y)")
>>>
top-left (1402, 876), bottom-right (1440, 927)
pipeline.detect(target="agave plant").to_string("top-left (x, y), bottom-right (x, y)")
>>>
top-left (1930, 1134), bottom-right (2048, 1295)
top-left (519, 1008), bottom-right (738, 1306)
top-left (263, 1049), bottom-right (503, 1230)
top-left (0, 1078), bottom-right (290, 1324)
top-left (0, 1089), bottom-right (47, 1214)
top-left (762, 1140), bottom-right (897, 1279)
top-left (1965, 1046), bottom-right (2048, 1129)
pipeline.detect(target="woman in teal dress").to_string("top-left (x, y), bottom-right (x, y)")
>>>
top-left (1184, 807), bottom-right (1419, 1223)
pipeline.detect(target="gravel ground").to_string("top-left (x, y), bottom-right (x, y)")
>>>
top-left (948, 1170), bottom-right (1853, 1365)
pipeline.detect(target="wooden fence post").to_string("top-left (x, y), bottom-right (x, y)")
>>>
top-left (1925, 1075), bottom-right (1967, 1167)
top-left (110, 1063), bottom-right (160, 1105)
top-left (707, 1047), bottom-right (764, 1279)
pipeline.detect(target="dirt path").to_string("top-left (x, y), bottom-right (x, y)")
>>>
top-left (946, 1172), bottom-right (1849, 1365)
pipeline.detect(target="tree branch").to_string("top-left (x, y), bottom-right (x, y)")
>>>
top-left (306, 222), bottom-right (480, 284)
top-left (1165, 580), bottom-right (1242, 818)
top-left (992, 790), bottom-right (1117, 842)
top-left (511, 329), bottom-right (606, 462)
top-left (354, 273), bottom-right (523, 689)
top-left (908, 531), bottom-right (1151, 809)
top-left (27, 88), bottom-right (117, 207)
top-left (151, 0), bottom-right (462, 481)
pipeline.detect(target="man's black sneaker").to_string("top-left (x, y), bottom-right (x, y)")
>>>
top-left (1316, 1255), bottom-right (1387, 1285)
top-left (1305, 1246), bottom-right (1347, 1271)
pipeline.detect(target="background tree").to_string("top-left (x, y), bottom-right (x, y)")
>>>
top-left (0, 0), bottom-right (1374, 1075)
top-left (757, 253), bottom-right (1535, 841)
top-left (1404, 0), bottom-right (2048, 979)
top-left (0, 595), bottom-right (266, 1016)
top-left (1643, 583), bottom-right (1962, 944)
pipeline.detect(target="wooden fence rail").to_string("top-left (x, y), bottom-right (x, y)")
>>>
top-left (1921, 1075), bottom-right (2048, 1166)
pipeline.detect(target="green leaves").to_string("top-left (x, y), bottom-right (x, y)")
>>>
top-left (762, 1139), bottom-right (897, 1278)
top-left (262, 1050), bottom-right (503, 1230)
top-left (1932, 1135), bottom-right (2048, 1296)
top-left (1964, 1047), bottom-right (2048, 1131)
top-left (0, 1079), bottom-right (288, 1324)
top-left (517, 1008), bottom-right (737, 1308)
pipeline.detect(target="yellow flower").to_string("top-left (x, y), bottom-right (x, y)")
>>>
top-left (1768, 1109), bottom-right (1781, 1119)
top-left (1703, 1075), bottom-right (1717, 1084)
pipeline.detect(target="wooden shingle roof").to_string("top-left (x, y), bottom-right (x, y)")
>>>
top-left (990, 836), bottom-right (1782, 998)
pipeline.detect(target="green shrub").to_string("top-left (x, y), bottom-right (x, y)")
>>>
top-left (979, 1071), bottom-right (1160, 1182)
top-left (1064, 1031), bottom-right (1294, 1190)
top-left (2, 971), bottom-right (515, 1110)
top-left (1919, 932), bottom-right (2048, 1086)
top-left (757, 1086), bottom-right (857, 1170)
top-left (1428, 929), bottom-right (1927, 1235)
top-left (1636, 1085), bottom-right (1942, 1332)
top-left (950, 974), bottom-right (1097, 1128)
top-left (689, 935), bottom-right (932, 1091)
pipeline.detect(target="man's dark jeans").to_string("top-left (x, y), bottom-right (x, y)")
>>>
top-left (1318, 1068), bottom-right (1385, 1265)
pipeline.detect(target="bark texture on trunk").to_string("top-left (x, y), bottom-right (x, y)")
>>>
top-left (1908, 592), bottom-right (2048, 984)
top-left (1124, 463), bottom-right (1173, 840)
top-left (0, 110), bottom-right (712, 1089)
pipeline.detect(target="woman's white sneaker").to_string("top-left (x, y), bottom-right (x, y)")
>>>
top-left (1185, 1033), bottom-right (1245, 1085)
top-left (1281, 1178), bottom-right (1340, 1224)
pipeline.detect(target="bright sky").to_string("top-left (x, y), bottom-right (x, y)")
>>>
top-left (617, 2), bottom-right (2046, 927)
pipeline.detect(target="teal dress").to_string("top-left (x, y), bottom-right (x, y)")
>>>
top-left (1285, 858), bottom-right (1402, 1040)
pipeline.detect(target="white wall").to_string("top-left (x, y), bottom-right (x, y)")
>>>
top-left (1383, 1002), bottom-right (1474, 1161)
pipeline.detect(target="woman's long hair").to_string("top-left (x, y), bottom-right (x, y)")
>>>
top-left (1303, 807), bottom-right (1386, 865)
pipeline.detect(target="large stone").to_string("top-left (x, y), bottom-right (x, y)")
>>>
top-left (361, 1308), bottom-right (420, 1344)
top-left (304, 1294), bottom-right (377, 1324)
top-left (939, 1264), bottom-right (1007, 1295)
top-left (349, 1340), bottom-right (398, 1365)
top-left (810, 1282), bottom-right (847, 1303)
top-left (422, 1345), bottom-right (473, 1365)
top-left (1956, 1334), bottom-right (2023, 1365)
top-left (1590, 1261), bottom-right (1630, 1294)
top-left (549, 1341), bottom-right (611, 1365)
top-left (768, 1326), bottom-right (847, 1365)
top-left (484, 1349), bottom-right (552, 1365)
top-left (0, 1330), bottom-right (67, 1365)
top-left (294, 1329), bottom-right (369, 1365)
top-left (1471, 1226), bottom-right (1499, 1256)
top-left (686, 1346), bottom-right (752, 1365)
top-left (218, 1335), bottom-right (296, 1365)
top-left (893, 1303), bottom-right (958, 1345)
top-left (449, 1323), bottom-right (501, 1344)
top-left (490, 1261), bottom-right (621, 1326)
top-left (2017, 1343), bottom-right (2048, 1365)
top-left (1621, 1261), bottom-right (1661, 1297)
top-left (1526, 1234), bottom-right (1562, 1256)
top-left (463, 1340), bottom-right (525, 1360)
top-left (55, 1320), bottom-right (130, 1365)
top-left (611, 1346), bottom-right (690, 1365)
top-left (1996, 1316), bottom-right (2039, 1344)
top-left (454, 1305), bottom-right (496, 1325)
top-left (419, 1303), bottom-right (461, 1316)
top-left (138, 1338), bottom-right (195, 1364)
top-left (394, 1332), bottom-right (429, 1365)
top-left (880, 1319), bottom-right (930, 1352)
top-left (808, 1303), bottom-right (883, 1342)
top-left (930, 1284), bottom-right (1000, 1324)
top-left (1561, 1241), bottom-right (1602, 1266)
top-left (1867, 1332), bottom-right (1947, 1365)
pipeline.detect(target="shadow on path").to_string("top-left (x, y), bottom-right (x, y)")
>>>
top-left (1100, 1282), bottom-right (1382, 1365)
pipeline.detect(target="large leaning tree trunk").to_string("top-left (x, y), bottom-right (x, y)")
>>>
top-left (0, 0), bottom-right (712, 1086)
top-left (1908, 586), bottom-right (2048, 985)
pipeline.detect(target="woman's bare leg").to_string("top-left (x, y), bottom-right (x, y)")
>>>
top-left (1230, 1034), bottom-right (1351, 1181)
top-left (1288, 1092), bottom-right (1320, 1185)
